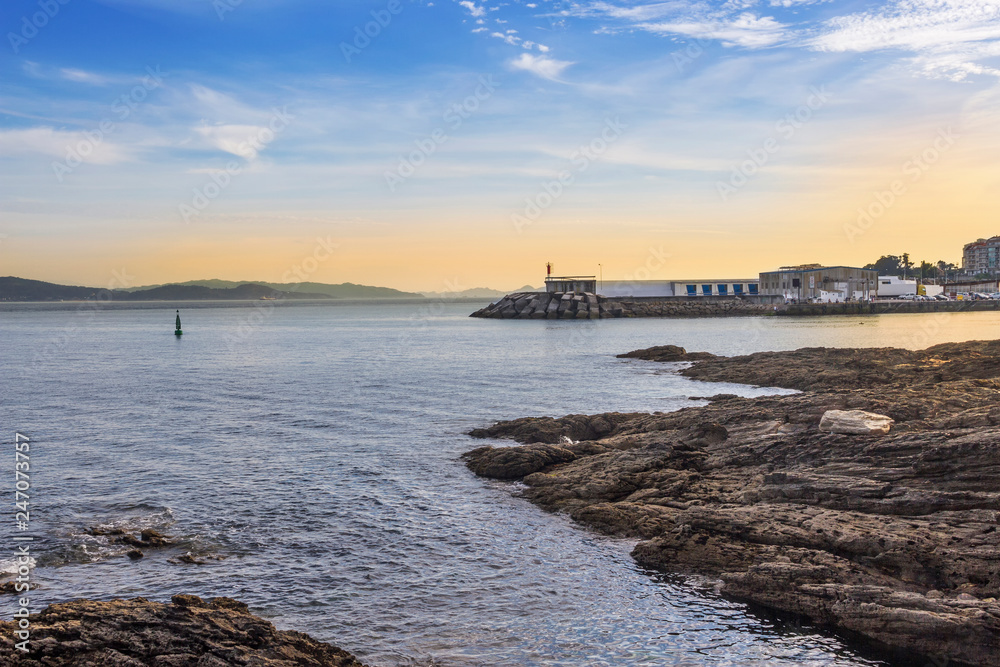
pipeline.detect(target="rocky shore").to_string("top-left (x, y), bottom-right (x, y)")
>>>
top-left (470, 291), bottom-right (778, 319)
top-left (464, 340), bottom-right (1000, 666)
top-left (0, 595), bottom-right (367, 666)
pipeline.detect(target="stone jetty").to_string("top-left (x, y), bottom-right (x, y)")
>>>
top-left (471, 291), bottom-right (778, 319)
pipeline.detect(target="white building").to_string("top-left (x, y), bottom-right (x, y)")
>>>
top-left (598, 279), bottom-right (759, 298)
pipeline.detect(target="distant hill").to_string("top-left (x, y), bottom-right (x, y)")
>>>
top-left (122, 279), bottom-right (423, 299)
top-left (0, 277), bottom-right (102, 301)
top-left (2, 277), bottom-right (330, 302)
top-left (119, 284), bottom-right (332, 301)
top-left (420, 285), bottom-right (540, 298)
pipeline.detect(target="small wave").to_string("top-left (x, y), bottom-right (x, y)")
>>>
top-left (39, 506), bottom-right (228, 567)
top-left (0, 556), bottom-right (36, 575)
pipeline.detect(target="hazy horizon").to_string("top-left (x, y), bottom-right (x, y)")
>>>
top-left (3, 0), bottom-right (999, 292)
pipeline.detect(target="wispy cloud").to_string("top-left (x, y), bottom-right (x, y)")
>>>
top-left (807, 0), bottom-right (1000, 80)
top-left (59, 68), bottom-right (111, 85)
top-left (508, 53), bottom-right (574, 80)
top-left (0, 127), bottom-right (132, 164)
top-left (458, 0), bottom-right (486, 18)
top-left (639, 13), bottom-right (788, 48)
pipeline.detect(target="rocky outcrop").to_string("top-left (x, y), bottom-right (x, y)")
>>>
top-left (464, 340), bottom-right (1000, 666)
top-left (819, 409), bottom-right (894, 434)
top-left (0, 595), bottom-right (367, 666)
top-left (470, 292), bottom-right (779, 319)
top-left (676, 339), bottom-right (1000, 392)
top-left (616, 345), bottom-right (718, 362)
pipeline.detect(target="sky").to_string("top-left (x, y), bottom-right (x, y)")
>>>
top-left (1, 0), bottom-right (999, 292)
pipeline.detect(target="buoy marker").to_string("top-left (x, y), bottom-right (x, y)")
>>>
top-left (175, 310), bottom-right (183, 336)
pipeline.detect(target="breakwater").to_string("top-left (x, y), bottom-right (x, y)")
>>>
top-left (470, 292), bottom-right (782, 319)
top-left (779, 299), bottom-right (1000, 316)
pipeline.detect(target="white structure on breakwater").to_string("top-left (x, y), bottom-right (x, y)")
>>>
top-left (542, 263), bottom-right (759, 298)
top-left (597, 279), bottom-right (759, 298)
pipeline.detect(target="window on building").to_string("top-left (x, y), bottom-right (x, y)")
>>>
top-left (686, 284), bottom-right (696, 296)
top-left (717, 284), bottom-right (728, 295)
top-left (701, 284), bottom-right (712, 295)
top-left (748, 284), bottom-right (758, 295)
top-left (733, 284), bottom-right (744, 295)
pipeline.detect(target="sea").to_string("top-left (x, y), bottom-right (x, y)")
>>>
top-left (2, 300), bottom-right (998, 666)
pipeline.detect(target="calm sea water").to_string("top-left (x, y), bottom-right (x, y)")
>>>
top-left (3, 301), bottom-right (998, 666)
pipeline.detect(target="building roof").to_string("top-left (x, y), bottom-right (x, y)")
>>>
top-left (761, 265), bottom-right (874, 274)
top-left (601, 278), bottom-right (758, 283)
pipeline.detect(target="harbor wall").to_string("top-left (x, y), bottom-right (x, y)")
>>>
top-left (779, 300), bottom-right (1000, 316)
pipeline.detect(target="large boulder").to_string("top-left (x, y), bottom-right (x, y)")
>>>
top-left (0, 595), bottom-right (367, 666)
top-left (462, 444), bottom-right (577, 479)
top-left (819, 409), bottom-right (894, 435)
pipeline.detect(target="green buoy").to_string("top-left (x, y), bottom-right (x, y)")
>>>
top-left (174, 310), bottom-right (183, 336)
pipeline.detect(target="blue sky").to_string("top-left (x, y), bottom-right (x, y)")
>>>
top-left (2, 0), bottom-right (999, 290)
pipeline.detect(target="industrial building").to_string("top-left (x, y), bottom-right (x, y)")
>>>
top-left (942, 280), bottom-right (1000, 296)
top-left (962, 236), bottom-right (1000, 276)
top-left (759, 265), bottom-right (878, 302)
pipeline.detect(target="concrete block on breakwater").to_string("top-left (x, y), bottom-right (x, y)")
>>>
top-left (470, 292), bottom-right (783, 319)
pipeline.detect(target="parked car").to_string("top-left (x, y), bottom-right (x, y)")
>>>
top-left (989, 293), bottom-right (1000, 300)
top-left (933, 294), bottom-right (949, 301)
top-left (898, 293), bottom-right (918, 300)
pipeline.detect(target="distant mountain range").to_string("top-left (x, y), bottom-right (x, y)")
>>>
top-left (0, 277), bottom-right (424, 302)
top-left (419, 285), bottom-right (539, 298)
top-left (120, 279), bottom-right (424, 299)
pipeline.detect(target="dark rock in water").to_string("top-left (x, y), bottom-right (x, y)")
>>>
top-left (469, 413), bottom-right (631, 444)
top-left (616, 345), bottom-right (717, 362)
top-left (139, 529), bottom-right (171, 546)
top-left (126, 550), bottom-right (144, 560)
top-left (462, 444), bottom-right (577, 480)
top-left (117, 528), bottom-right (172, 549)
top-left (168, 552), bottom-right (227, 566)
top-left (0, 595), bottom-right (367, 666)
top-left (464, 340), bottom-right (1000, 667)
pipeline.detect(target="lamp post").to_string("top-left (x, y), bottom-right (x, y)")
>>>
top-left (598, 264), bottom-right (602, 294)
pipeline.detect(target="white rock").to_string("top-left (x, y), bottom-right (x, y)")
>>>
top-left (819, 410), bottom-right (894, 435)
